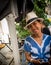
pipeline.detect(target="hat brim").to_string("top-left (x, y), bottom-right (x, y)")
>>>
top-left (24, 18), bottom-right (44, 29)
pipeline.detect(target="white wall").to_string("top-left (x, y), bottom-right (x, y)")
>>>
top-left (0, 18), bottom-right (10, 43)
top-left (1, 18), bottom-right (9, 34)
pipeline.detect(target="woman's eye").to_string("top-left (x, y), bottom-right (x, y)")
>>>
top-left (33, 22), bottom-right (36, 25)
top-left (27, 26), bottom-right (30, 29)
top-left (30, 25), bottom-right (32, 28)
top-left (27, 25), bottom-right (32, 29)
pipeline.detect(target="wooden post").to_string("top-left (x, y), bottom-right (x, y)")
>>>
top-left (6, 14), bottom-right (20, 65)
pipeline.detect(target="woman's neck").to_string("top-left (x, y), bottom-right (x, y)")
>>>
top-left (32, 32), bottom-right (43, 46)
top-left (32, 32), bottom-right (43, 38)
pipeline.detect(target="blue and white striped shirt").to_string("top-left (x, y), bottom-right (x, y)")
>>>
top-left (24, 34), bottom-right (51, 65)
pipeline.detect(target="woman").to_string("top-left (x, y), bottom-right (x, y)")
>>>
top-left (24, 11), bottom-right (51, 65)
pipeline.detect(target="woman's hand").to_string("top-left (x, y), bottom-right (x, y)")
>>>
top-left (48, 58), bottom-right (51, 65)
top-left (33, 59), bottom-right (41, 65)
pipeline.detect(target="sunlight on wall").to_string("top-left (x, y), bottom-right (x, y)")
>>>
top-left (0, 18), bottom-right (10, 43)
top-left (1, 18), bottom-right (9, 34)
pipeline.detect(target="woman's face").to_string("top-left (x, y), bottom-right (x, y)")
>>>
top-left (27, 21), bottom-right (42, 35)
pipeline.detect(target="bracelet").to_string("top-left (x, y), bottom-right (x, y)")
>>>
top-left (30, 58), bottom-right (34, 62)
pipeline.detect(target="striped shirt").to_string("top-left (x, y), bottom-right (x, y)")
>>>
top-left (24, 34), bottom-right (51, 65)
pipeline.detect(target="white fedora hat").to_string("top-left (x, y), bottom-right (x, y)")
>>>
top-left (24, 11), bottom-right (44, 29)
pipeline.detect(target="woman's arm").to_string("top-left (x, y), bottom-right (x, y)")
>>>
top-left (25, 51), bottom-right (40, 64)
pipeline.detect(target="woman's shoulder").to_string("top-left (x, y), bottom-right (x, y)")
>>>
top-left (25, 36), bottom-right (31, 40)
top-left (44, 34), bottom-right (51, 38)
top-left (24, 35), bottom-right (33, 43)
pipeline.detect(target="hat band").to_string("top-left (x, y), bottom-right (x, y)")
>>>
top-left (27, 17), bottom-right (38, 24)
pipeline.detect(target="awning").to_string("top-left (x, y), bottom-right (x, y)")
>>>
top-left (0, 0), bottom-right (34, 21)
top-left (0, 0), bottom-right (11, 20)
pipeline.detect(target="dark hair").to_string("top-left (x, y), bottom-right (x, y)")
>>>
top-left (42, 27), bottom-right (50, 35)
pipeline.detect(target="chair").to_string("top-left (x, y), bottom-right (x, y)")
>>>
top-left (0, 43), bottom-right (7, 59)
top-left (0, 34), bottom-right (13, 65)
top-left (0, 40), bottom-right (14, 65)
